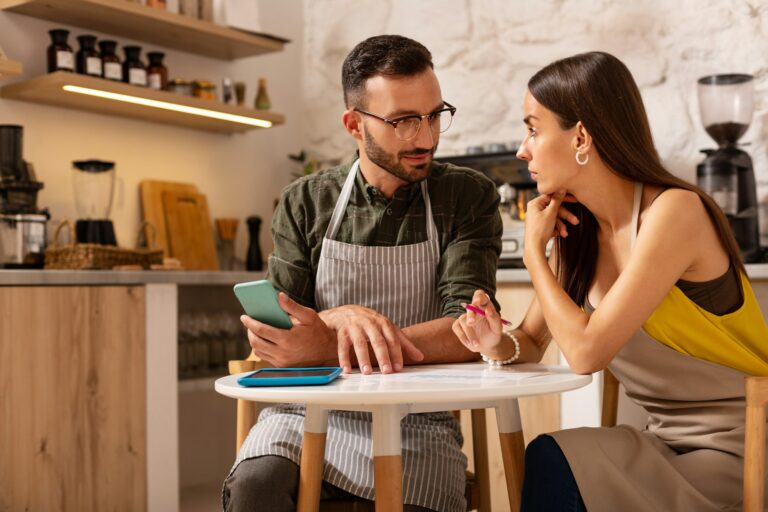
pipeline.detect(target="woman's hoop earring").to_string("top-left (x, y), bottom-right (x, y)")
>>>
top-left (576, 151), bottom-right (589, 166)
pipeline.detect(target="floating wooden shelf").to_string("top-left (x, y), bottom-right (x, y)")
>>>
top-left (0, 72), bottom-right (285, 133)
top-left (0, 0), bottom-right (287, 60)
top-left (0, 58), bottom-right (22, 79)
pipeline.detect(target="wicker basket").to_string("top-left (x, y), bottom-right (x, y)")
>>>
top-left (44, 220), bottom-right (164, 270)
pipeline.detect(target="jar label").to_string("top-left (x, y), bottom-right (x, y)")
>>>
top-left (57, 51), bottom-right (74, 70)
top-left (129, 68), bottom-right (147, 86)
top-left (86, 56), bottom-right (102, 76)
top-left (104, 62), bottom-right (122, 80)
top-left (148, 73), bottom-right (162, 90)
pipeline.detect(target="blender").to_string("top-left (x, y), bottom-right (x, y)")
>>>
top-left (72, 159), bottom-right (117, 246)
top-left (696, 74), bottom-right (761, 263)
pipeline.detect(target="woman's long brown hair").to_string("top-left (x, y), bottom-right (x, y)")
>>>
top-left (527, 51), bottom-right (744, 306)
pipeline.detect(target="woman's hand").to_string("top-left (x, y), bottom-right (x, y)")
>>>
top-left (452, 290), bottom-right (503, 354)
top-left (524, 192), bottom-right (579, 259)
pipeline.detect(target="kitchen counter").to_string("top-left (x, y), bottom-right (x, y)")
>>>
top-left (3, 264), bottom-right (768, 286)
top-left (0, 269), bottom-right (268, 285)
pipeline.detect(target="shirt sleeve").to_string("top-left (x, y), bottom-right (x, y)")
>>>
top-left (436, 174), bottom-right (502, 318)
top-left (265, 184), bottom-right (316, 308)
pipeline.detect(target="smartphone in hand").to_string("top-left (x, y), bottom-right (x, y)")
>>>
top-left (233, 280), bottom-right (293, 329)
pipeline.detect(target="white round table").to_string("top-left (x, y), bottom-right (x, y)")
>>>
top-left (216, 361), bottom-right (591, 512)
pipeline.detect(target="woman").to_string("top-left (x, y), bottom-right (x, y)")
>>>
top-left (453, 51), bottom-right (768, 512)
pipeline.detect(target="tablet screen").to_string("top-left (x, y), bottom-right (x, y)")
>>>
top-left (252, 370), bottom-right (337, 379)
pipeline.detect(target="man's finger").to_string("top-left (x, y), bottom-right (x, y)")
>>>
top-left (277, 292), bottom-right (316, 324)
top-left (247, 330), bottom-right (275, 359)
top-left (381, 323), bottom-right (404, 371)
top-left (398, 330), bottom-right (424, 362)
top-left (337, 335), bottom-right (353, 374)
top-left (365, 326), bottom-right (393, 374)
top-left (349, 326), bottom-right (372, 374)
top-left (241, 315), bottom-right (286, 343)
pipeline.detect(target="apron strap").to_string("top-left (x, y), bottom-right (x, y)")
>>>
top-left (420, 179), bottom-right (438, 242)
top-left (324, 159), bottom-right (361, 240)
top-left (630, 182), bottom-right (643, 250)
top-left (325, 159), bottom-right (439, 243)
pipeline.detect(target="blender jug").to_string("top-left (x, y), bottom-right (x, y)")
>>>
top-left (72, 159), bottom-right (117, 245)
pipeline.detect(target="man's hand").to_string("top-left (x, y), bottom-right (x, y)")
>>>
top-left (320, 305), bottom-right (424, 375)
top-left (241, 293), bottom-right (336, 367)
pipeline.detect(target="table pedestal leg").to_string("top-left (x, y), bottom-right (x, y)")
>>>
top-left (297, 406), bottom-right (329, 512)
top-left (496, 399), bottom-right (525, 512)
top-left (372, 406), bottom-right (407, 512)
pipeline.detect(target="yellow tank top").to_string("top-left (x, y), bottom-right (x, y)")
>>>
top-left (643, 271), bottom-right (768, 376)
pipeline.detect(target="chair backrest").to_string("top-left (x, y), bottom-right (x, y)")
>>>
top-left (601, 370), bottom-right (767, 512)
top-left (228, 354), bottom-right (492, 512)
top-left (744, 376), bottom-right (768, 512)
top-left (228, 353), bottom-right (268, 451)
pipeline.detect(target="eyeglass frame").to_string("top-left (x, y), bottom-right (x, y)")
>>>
top-left (353, 101), bottom-right (457, 140)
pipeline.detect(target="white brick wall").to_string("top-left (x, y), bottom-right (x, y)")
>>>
top-left (302, 0), bottom-right (768, 239)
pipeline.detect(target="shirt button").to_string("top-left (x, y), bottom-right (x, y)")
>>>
top-left (386, 208), bottom-right (393, 215)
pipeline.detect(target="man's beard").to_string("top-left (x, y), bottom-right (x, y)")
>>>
top-left (363, 125), bottom-right (438, 183)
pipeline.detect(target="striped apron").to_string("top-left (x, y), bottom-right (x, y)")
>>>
top-left (231, 160), bottom-right (468, 512)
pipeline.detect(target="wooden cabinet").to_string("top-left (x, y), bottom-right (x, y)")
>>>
top-left (0, 286), bottom-right (147, 512)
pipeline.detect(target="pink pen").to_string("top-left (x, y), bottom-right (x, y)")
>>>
top-left (463, 303), bottom-right (512, 326)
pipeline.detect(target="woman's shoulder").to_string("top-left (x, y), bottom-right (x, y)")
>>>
top-left (643, 186), bottom-right (708, 225)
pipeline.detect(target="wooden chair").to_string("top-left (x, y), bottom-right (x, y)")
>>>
top-left (229, 355), bottom-right (494, 512)
top-left (601, 369), bottom-right (768, 512)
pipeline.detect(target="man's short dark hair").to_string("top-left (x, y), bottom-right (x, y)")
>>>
top-left (342, 35), bottom-right (433, 108)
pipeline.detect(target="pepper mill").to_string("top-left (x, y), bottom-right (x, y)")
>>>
top-left (246, 215), bottom-right (263, 271)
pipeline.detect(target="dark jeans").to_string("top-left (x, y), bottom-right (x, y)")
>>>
top-left (520, 435), bottom-right (587, 512)
top-left (223, 455), bottom-right (434, 512)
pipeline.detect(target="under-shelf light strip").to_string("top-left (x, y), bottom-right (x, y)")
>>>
top-left (62, 85), bottom-right (273, 128)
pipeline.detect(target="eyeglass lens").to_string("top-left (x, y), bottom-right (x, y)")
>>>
top-left (395, 110), bottom-right (454, 140)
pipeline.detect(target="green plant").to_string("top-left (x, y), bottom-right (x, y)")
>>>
top-left (288, 150), bottom-right (317, 179)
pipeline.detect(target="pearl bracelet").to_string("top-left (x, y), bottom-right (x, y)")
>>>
top-left (481, 330), bottom-right (520, 367)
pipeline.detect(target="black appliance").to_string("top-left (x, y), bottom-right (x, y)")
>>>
top-left (696, 74), bottom-right (761, 263)
top-left (0, 125), bottom-right (50, 268)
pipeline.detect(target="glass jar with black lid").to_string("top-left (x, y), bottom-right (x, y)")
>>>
top-left (122, 46), bottom-right (147, 87)
top-left (47, 29), bottom-right (74, 73)
top-left (76, 35), bottom-right (102, 77)
top-left (99, 40), bottom-right (122, 82)
top-left (146, 51), bottom-right (168, 90)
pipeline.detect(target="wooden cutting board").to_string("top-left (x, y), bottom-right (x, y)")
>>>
top-left (161, 190), bottom-right (219, 270)
top-left (139, 180), bottom-right (199, 255)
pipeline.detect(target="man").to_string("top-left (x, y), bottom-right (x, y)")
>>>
top-left (223, 35), bottom-right (502, 512)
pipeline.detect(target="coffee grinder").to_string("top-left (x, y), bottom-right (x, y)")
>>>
top-left (697, 74), bottom-right (761, 263)
top-left (72, 159), bottom-right (117, 246)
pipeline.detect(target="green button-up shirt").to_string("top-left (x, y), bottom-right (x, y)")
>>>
top-left (266, 155), bottom-right (502, 318)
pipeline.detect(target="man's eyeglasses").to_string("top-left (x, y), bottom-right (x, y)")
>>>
top-left (354, 102), bottom-right (456, 141)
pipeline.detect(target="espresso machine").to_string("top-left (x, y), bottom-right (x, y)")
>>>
top-left (696, 74), bottom-right (761, 263)
top-left (0, 125), bottom-right (49, 268)
top-left (436, 144), bottom-right (535, 267)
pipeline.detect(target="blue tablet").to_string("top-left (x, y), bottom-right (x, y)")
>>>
top-left (237, 367), bottom-right (342, 387)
